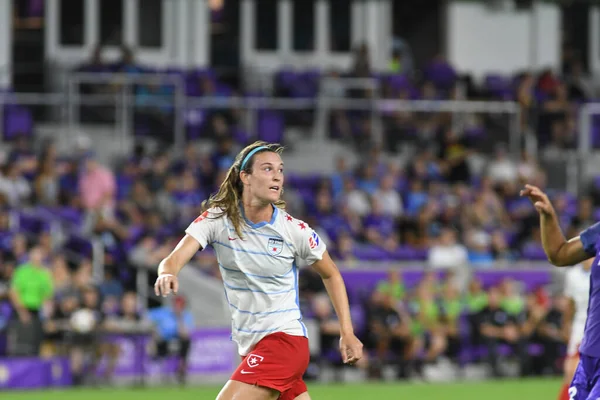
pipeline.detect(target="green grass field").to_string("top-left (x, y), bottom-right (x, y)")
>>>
top-left (5, 379), bottom-right (562, 400)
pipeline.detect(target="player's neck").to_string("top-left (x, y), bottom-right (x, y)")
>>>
top-left (241, 198), bottom-right (273, 225)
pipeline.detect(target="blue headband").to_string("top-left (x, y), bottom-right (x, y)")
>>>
top-left (240, 146), bottom-right (268, 170)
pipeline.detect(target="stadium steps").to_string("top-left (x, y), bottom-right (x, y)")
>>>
top-left (177, 266), bottom-right (230, 328)
top-left (34, 123), bottom-right (134, 165)
top-left (282, 139), bottom-right (359, 174)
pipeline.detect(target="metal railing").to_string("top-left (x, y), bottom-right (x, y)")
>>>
top-left (0, 72), bottom-right (524, 159)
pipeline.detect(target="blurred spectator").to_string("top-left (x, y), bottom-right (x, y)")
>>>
top-left (351, 43), bottom-right (371, 78)
top-left (330, 157), bottom-right (352, 199)
top-left (312, 294), bottom-right (343, 372)
top-left (364, 198), bottom-right (399, 251)
top-left (465, 278), bottom-right (488, 346)
top-left (465, 229), bottom-right (495, 267)
top-left (486, 146), bottom-right (518, 185)
top-left (50, 254), bottom-right (74, 298)
top-left (438, 130), bottom-right (471, 184)
top-left (516, 72), bottom-right (536, 132)
top-left (440, 278), bottom-right (463, 361)
top-left (339, 178), bottom-right (370, 217)
top-left (536, 294), bottom-right (569, 375)
top-left (0, 163), bottom-right (31, 206)
top-left (148, 295), bottom-right (194, 384)
top-left (478, 286), bottom-right (528, 377)
top-left (566, 60), bottom-right (594, 100)
top-left (8, 246), bottom-right (53, 355)
top-left (373, 174), bottom-right (403, 217)
top-left (34, 157), bottom-right (60, 206)
top-left (499, 278), bottom-right (525, 317)
top-left (427, 228), bottom-right (468, 271)
top-left (517, 151), bottom-right (538, 183)
top-left (79, 153), bottom-right (116, 216)
top-left (77, 45), bottom-right (105, 73)
top-left (410, 281), bottom-right (447, 366)
top-left (518, 292), bottom-right (548, 375)
top-left (390, 37), bottom-right (414, 77)
top-left (364, 290), bottom-right (419, 379)
top-left (375, 270), bottom-right (405, 302)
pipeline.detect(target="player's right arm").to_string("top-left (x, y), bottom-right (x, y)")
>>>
top-left (521, 184), bottom-right (594, 266)
top-left (155, 234), bottom-right (201, 297)
top-left (155, 209), bottom-right (217, 297)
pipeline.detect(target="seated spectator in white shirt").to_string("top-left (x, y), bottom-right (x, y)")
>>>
top-left (428, 228), bottom-right (469, 270)
top-left (373, 174), bottom-right (403, 217)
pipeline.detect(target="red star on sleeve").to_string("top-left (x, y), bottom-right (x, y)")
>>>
top-left (298, 222), bottom-right (307, 230)
top-left (286, 214), bottom-right (293, 222)
top-left (194, 211), bottom-right (209, 223)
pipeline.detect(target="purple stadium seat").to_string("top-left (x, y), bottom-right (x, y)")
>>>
top-left (64, 234), bottom-right (93, 258)
top-left (352, 245), bottom-right (389, 261)
top-left (56, 207), bottom-right (84, 228)
top-left (276, 69), bottom-right (297, 88)
top-left (465, 126), bottom-right (485, 139)
top-left (484, 74), bottom-right (510, 97)
top-left (387, 74), bottom-right (411, 91)
top-left (390, 246), bottom-right (426, 260)
top-left (257, 111), bottom-right (284, 143)
top-left (592, 126), bottom-right (600, 148)
top-left (17, 213), bottom-right (48, 234)
top-left (4, 106), bottom-right (33, 140)
top-left (231, 127), bottom-right (248, 145)
top-left (521, 243), bottom-right (547, 260)
top-left (350, 305), bottom-right (366, 333)
top-left (424, 60), bottom-right (457, 89)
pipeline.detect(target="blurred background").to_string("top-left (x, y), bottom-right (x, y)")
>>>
top-left (0, 0), bottom-right (597, 397)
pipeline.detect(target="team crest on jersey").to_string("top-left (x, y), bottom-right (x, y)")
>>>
top-left (246, 354), bottom-right (264, 368)
top-left (267, 238), bottom-right (284, 255)
top-left (308, 232), bottom-right (320, 249)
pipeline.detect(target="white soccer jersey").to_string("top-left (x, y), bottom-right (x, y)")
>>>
top-left (185, 206), bottom-right (327, 356)
top-left (564, 264), bottom-right (591, 355)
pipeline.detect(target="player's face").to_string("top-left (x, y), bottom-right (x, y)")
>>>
top-left (245, 152), bottom-right (284, 204)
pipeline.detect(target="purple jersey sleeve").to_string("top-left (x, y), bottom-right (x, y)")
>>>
top-left (580, 221), bottom-right (600, 256)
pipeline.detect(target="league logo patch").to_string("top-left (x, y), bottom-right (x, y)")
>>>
top-left (308, 231), bottom-right (320, 249)
top-left (246, 354), bottom-right (264, 368)
top-left (267, 238), bottom-right (284, 256)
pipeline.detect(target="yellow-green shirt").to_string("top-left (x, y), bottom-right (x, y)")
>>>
top-left (11, 263), bottom-right (53, 310)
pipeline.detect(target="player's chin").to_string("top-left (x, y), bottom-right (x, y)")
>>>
top-left (265, 190), bottom-right (281, 202)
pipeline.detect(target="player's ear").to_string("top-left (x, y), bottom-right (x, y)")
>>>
top-left (239, 170), bottom-right (250, 186)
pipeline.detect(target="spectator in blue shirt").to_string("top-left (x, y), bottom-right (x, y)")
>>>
top-left (147, 295), bottom-right (193, 384)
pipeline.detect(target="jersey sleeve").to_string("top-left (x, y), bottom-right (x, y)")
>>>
top-left (184, 208), bottom-right (222, 249)
top-left (290, 219), bottom-right (327, 265)
top-left (580, 222), bottom-right (600, 256)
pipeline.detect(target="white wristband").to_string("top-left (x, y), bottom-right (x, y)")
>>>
top-left (159, 273), bottom-right (175, 278)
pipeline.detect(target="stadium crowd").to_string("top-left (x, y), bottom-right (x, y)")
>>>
top-left (300, 268), bottom-right (567, 380)
top-left (0, 46), bottom-right (593, 383)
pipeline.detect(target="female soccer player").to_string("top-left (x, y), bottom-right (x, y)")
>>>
top-left (154, 141), bottom-right (363, 400)
top-left (559, 258), bottom-right (592, 400)
top-left (521, 184), bottom-right (598, 400)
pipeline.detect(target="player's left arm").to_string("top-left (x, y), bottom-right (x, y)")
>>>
top-left (311, 250), bottom-right (364, 364)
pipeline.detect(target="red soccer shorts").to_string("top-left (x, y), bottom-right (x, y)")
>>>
top-left (231, 332), bottom-right (310, 400)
